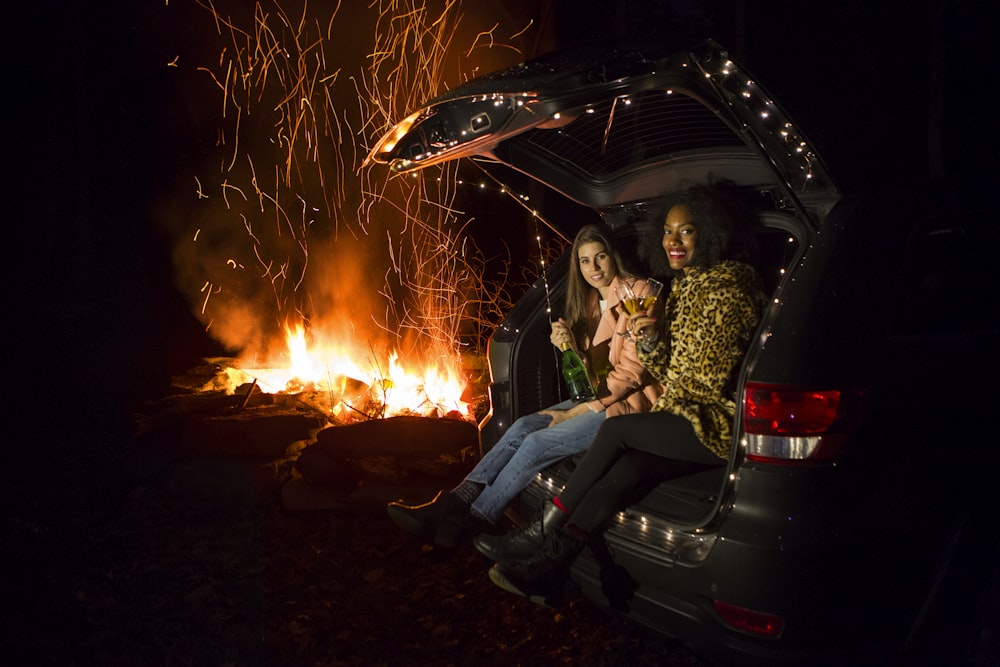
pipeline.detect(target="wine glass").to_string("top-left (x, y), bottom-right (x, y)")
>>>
top-left (616, 278), bottom-right (664, 340)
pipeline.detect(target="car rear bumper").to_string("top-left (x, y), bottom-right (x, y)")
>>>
top-left (517, 465), bottom-right (919, 665)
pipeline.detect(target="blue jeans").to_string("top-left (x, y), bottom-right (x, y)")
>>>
top-left (466, 399), bottom-right (606, 523)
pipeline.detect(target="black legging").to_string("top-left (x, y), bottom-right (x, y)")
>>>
top-left (557, 412), bottom-right (725, 533)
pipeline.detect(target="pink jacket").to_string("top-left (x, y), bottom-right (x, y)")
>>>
top-left (576, 276), bottom-right (663, 417)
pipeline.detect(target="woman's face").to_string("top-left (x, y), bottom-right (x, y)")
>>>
top-left (577, 241), bottom-right (616, 290)
top-left (662, 204), bottom-right (698, 272)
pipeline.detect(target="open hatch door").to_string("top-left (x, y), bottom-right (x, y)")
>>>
top-left (366, 40), bottom-right (838, 219)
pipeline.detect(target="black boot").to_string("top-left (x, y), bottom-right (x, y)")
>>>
top-left (435, 500), bottom-right (486, 549)
top-left (387, 490), bottom-right (478, 548)
top-left (473, 500), bottom-right (567, 563)
top-left (487, 526), bottom-right (586, 607)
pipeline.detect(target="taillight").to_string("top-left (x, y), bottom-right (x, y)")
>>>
top-left (712, 599), bottom-right (785, 638)
top-left (742, 382), bottom-right (859, 464)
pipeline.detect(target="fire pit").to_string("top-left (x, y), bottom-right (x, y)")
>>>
top-left (136, 355), bottom-right (484, 510)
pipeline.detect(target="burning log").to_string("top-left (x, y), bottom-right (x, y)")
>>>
top-left (235, 378), bottom-right (258, 411)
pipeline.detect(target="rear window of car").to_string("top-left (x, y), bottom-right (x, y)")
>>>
top-left (517, 89), bottom-right (745, 179)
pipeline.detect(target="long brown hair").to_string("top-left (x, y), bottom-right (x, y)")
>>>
top-left (563, 223), bottom-right (627, 343)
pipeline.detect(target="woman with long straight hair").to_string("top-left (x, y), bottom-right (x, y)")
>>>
top-left (387, 223), bottom-right (662, 549)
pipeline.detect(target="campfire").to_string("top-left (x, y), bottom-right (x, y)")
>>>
top-left (217, 323), bottom-right (475, 424)
top-left (138, 2), bottom-right (531, 509)
top-left (137, 320), bottom-right (485, 511)
top-left (157, 1), bottom-right (512, 434)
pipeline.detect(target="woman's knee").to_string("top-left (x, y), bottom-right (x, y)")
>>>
top-left (588, 417), bottom-right (633, 455)
top-left (514, 429), bottom-right (550, 457)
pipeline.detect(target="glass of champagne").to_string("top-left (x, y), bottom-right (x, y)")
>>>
top-left (616, 278), bottom-right (664, 340)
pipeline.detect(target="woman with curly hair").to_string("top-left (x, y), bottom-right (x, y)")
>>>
top-left (487, 181), bottom-right (768, 605)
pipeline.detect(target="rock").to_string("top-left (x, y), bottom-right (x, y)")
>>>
top-left (139, 397), bottom-right (328, 460)
top-left (311, 415), bottom-right (478, 459)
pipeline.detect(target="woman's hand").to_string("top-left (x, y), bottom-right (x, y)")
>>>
top-left (627, 312), bottom-right (657, 341)
top-left (539, 402), bottom-right (591, 427)
top-left (550, 317), bottom-right (574, 349)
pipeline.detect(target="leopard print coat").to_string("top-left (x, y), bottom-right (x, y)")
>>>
top-left (637, 260), bottom-right (766, 460)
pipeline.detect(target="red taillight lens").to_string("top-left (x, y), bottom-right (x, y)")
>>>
top-left (712, 599), bottom-right (785, 638)
top-left (742, 383), bottom-right (861, 464)
top-left (743, 384), bottom-right (842, 436)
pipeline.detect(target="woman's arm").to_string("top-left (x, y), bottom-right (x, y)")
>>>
top-left (585, 322), bottom-right (650, 413)
top-left (539, 402), bottom-right (593, 426)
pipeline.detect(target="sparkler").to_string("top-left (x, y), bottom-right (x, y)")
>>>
top-left (166, 0), bottom-right (539, 420)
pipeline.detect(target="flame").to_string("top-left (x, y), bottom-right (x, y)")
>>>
top-left (237, 323), bottom-right (471, 421)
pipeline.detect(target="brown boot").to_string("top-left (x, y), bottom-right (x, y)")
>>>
top-left (387, 490), bottom-right (482, 548)
top-left (386, 490), bottom-right (448, 542)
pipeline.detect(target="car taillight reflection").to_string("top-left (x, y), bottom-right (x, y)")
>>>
top-left (711, 599), bottom-right (785, 638)
top-left (742, 383), bottom-right (852, 464)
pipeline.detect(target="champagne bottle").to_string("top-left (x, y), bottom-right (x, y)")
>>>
top-left (560, 342), bottom-right (596, 401)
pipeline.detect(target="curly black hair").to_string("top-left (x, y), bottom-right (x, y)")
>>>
top-left (639, 179), bottom-right (761, 278)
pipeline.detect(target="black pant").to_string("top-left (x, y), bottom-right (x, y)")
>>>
top-left (557, 412), bottom-right (724, 533)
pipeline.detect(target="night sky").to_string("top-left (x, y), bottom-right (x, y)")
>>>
top-left (7, 0), bottom-right (991, 533)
